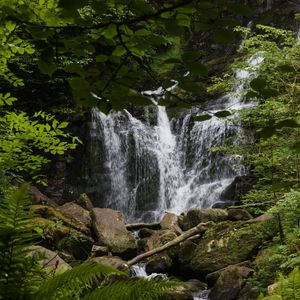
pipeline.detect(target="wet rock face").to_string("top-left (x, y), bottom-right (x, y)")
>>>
top-left (92, 208), bottom-right (137, 259)
top-left (179, 215), bottom-right (278, 275)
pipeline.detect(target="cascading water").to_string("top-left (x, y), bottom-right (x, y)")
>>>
top-left (83, 53), bottom-right (263, 222)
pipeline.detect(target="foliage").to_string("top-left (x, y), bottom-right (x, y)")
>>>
top-left (210, 24), bottom-right (300, 212)
top-left (0, 109), bottom-right (81, 184)
top-left (0, 184), bottom-right (181, 299)
top-left (0, 0), bottom-right (253, 111)
top-left (34, 262), bottom-right (179, 300)
top-left (0, 184), bottom-right (43, 300)
top-left (258, 267), bottom-right (300, 300)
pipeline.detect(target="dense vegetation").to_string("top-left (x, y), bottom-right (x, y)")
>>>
top-left (0, 0), bottom-right (300, 299)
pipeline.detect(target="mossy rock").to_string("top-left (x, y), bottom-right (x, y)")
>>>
top-left (34, 216), bottom-right (93, 260)
top-left (181, 209), bottom-right (228, 231)
top-left (31, 204), bottom-right (90, 236)
top-left (179, 215), bottom-right (278, 274)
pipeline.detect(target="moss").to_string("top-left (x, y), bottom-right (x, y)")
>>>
top-left (182, 217), bottom-right (278, 274)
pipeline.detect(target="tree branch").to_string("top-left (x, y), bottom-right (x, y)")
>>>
top-left (127, 221), bottom-right (214, 266)
top-left (18, 0), bottom-right (195, 30)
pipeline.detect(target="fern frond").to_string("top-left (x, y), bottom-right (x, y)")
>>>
top-left (0, 184), bottom-right (42, 299)
top-left (34, 261), bottom-right (125, 300)
top-left (82, 276), bottom-right (181, 300)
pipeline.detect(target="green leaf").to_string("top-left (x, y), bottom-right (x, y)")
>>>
top-left (104, 24), bottom-right (117, 39)
top-left (260, 88), bottom-right (279, 98)
top-left (193, 115), bottom-right (212, 121)
top-left (96, 55), bottom-right (108, 62)
top-left (126, 94), bottom-right (152, 106)
top-left (276, 119), bottom-right (300, 129)
top-left (135, 29), bottom-right (151, 36)
top-left (214, 28), bottom-right (235, 44)
top-left (37, 61), bottom-right (57, 76)
top-left (179, 82), bottom-right (204, 93)
top-left (214, 110), bottom-right (232, 118)
top-left (186, 62), bottom-right (208, 76)
top-left (250, 77), bottom-right (267, 92)
top-left (277, 64), bottom-right (295, 73)
top-left (5, 21), bottom-right (16, 32)
top-left (246, 91), bottom-right (259, 98)
top-left (58, 122), bottom-right (69, 129)
top-left (112, 46), bottom-right (126, 57)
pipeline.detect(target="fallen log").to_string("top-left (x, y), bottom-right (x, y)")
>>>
top-left (126, 222), bottom-right (161, 231)
top-left (127, 221), bottom-right (214, 266)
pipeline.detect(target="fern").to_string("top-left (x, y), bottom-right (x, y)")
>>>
top-left (82, 277), bottom-right (180, 300)
top-left (0, 184), bottom-right (42, 300)
top-left (259, 267), bottom-right (300, 300)
top-left (33, 261), bottom-right (124, 300)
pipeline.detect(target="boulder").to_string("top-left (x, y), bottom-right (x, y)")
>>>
top-left (227, 208), bottom-right (253, 221)
top-left (76, 193), bottom-right (94, 212)
top-left (92, 208), bottom-right (137, 258)
top-left (184, 279), bottom-right (207, 293)
top-left (206, 261), bottom-right (252, 285)
top-left (160, 213), bottom-right (182, 234)
top-left (237, 284), bottom-right (260, 300)
top-left (179, 215), bottom-right (278, 274)
top-left (28, 185), bottom-right (57, 207)
top-left (28, 245), bottom-right (71, 274)
top-left (209, 265), bottom-right (253, 300)
top-left (91, 245), bottom-right (109, 257)
top-left (159, 285), bottom-right (193, 300)
top-left (31, 204), bottom-right (90, 236)
top-left (34, 216), bottom-right (94, 260)
top-left (91, 256), bottom-right (130, 275)
top-left (181, 209), bottom-right (228, 231)
top-left (145, 230), bottom-right (178, 274)
top-left (58, 202), bottom-right (92, 227)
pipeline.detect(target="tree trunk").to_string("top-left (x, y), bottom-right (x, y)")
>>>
top-left (126, 222), bottom-right (161, 231)
top-left (127, 221), bottom-right (214, 266)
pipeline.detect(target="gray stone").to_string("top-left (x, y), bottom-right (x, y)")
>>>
top-left (92, 208), bottom-right (137, 258)
top-left (59, 202), bottom-right (92, 227)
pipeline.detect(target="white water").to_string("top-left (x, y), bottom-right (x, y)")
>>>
top-left (85, 52), bottom-right (263, 222)
top-left (132, 263), bottom-right (210, 300)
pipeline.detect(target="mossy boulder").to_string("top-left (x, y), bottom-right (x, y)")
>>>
top-left (181, 209), bottom-right (228, 231)
top-left (58, 202), bottom-right (92, 227)
top-left (31, 204), bottom-right (90, 236)
top-left (159, 285), bottom-right (193, 300)
top-left (33, 216), bottom-right (94, 260)
top-left (179, 215), bottom-right (278, 275)
top-left (145, 230), bottom-right (179, 274)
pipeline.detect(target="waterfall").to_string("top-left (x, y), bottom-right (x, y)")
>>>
top-left (84, 54), bottom-right (263, 222)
